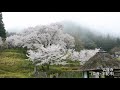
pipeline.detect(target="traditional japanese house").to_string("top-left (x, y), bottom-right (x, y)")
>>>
top-left (80, 49), bottom-right (120, 78)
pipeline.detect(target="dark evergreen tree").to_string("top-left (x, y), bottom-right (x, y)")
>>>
top-left (0, 12), bottom-right (6, 40)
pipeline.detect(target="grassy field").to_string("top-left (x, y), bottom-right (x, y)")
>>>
top-left (0, 49), bottom-right (82, 78)
top-left (0, 49), bottom-right (34, 78)
top-left (117, 57), bottom-right (120, 61)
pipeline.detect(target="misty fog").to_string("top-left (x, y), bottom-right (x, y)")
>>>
top-left (2, 12), bottom-right (120, 37)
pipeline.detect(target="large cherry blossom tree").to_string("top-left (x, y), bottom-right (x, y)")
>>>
top-left (25, 23), bottom-right (75, 74)
top-left (6, 23), bottom-right (75, 76)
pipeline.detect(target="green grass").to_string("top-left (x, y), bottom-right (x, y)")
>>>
top-left (117, 57), bottom-right (120, 61)
top-left (0, 49), bottom-right (34, 78)
top-left (0, 48), bottom-right (82, 78)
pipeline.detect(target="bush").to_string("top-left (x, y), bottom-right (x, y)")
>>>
top-left (58, 71), bottom-right (82, 78)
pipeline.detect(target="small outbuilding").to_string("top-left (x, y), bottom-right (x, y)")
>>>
top-left (110, 47), bottom-right (120, 58)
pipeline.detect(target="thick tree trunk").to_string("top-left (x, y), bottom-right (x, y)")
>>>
top-left (47, 64), bottom-right (49, 71)
top-left (42, 65), bottom-right (45, 71)
top-left (34, 65), bottom-right (39, 78)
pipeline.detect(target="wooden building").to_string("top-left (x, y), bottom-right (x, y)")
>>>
top-left (80, 50), bottom-right (120, 78)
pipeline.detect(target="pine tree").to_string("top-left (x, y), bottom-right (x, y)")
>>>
top-left (0, 12), bottom-right (6, 41)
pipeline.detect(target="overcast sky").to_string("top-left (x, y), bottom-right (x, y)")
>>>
top-left (2, 12), bottom-right (120, 36)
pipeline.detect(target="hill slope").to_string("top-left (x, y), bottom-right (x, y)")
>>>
top-left (61, 21), bottom-right (120, 51)
top-left (0, 49), bottom-right (34, 78)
